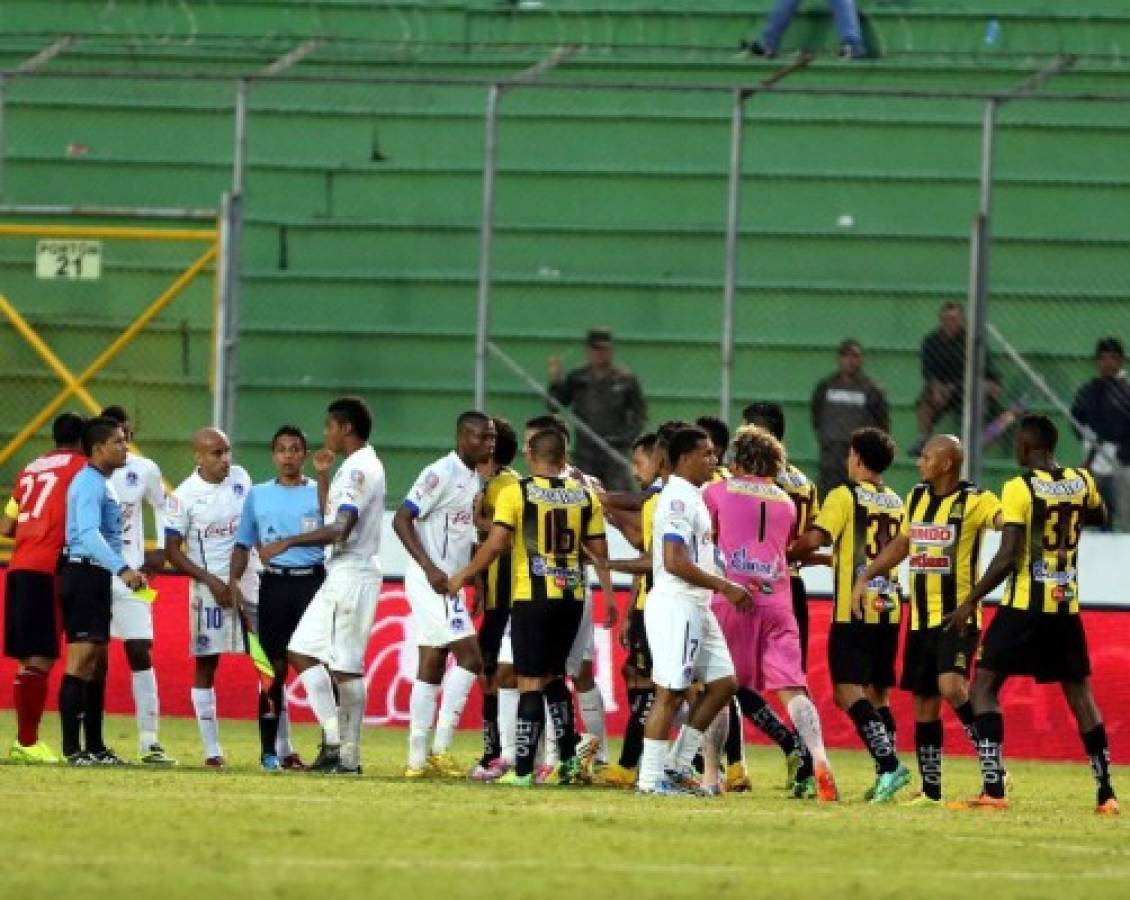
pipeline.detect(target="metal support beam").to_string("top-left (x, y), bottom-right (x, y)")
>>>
top-left (233, 79), bottom-right (249, 195)
top-left (213, 192), bottom-right (242, 434)
top-left (16, 36), bottom-right (75, 73)
top-left (961, 99), bottom-right (997, 482)
top-left (510, 45), bottom-right (580, 84)
top-left (258, 39), bottom-right (325, 77)
top-left (473, 83), bottom-right (501, 410)
top-left (719, 88), bottom-right (747, 421)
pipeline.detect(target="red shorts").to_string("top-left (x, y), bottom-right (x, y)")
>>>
top-left (712, 597), bottom-right (805, 693)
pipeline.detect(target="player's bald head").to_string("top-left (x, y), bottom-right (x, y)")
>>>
top-left (193, 427), bottom-right (229, 452)
top-left (926, 434), bottom-right (963, 468)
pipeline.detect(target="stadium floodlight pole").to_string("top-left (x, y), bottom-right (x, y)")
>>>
top-left (962, 98), bottom-right (997, 483)
top-left (720, 88), bottom-right (748, 422)
top-left (232, 78), bottom-right (249, 196)
top-left (474, 83), bottom-right (502, 410)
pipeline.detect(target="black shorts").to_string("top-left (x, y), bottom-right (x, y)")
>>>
top-left (790, 575), bottom-right (809, 672)
top-left (627, 607), bottom-right (652, 677)
top-left (827, 620), bottom-right (899, 688)
top-left (59, 562), bottom-right (113, 644)
top-left (899, 624), bottom-right (979, 697)
top-left (478, 606), bottom-right (510, 675)
top-left (259, 570), bottom-right (324, 662)
top-left (509, 599), bottom-right (584, 678)
top-left (4, 569), bottom-right (60, 660)
top-left (978, 606), bottom-right (1091, 684)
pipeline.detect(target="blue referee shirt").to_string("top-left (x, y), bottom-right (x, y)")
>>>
top-left (235, 478), bottom-right (324, 568)
top-left (64, 464), bottom-right (127, 574)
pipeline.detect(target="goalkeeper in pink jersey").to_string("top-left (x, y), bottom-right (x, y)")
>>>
top-left (703, 426), bottom-right (839, 801)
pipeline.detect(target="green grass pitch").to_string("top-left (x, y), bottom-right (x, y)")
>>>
top-left (0, 712), bottom-right (1125, 899)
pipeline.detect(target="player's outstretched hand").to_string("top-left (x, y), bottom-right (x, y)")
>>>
top-left (721, 580), bottom-right (754, 611)
top-left (258, 539), bottom-right (289, 565)
top-left (313, 447), bottom-right (335, 476)
top-left (850, 578), bottom-right (868, 620)
top-left (944, 600), bottom-right (976, 635)
top-left (121, 568), bottom-right (146, 591)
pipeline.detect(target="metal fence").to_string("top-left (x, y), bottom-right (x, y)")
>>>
top-left (0, 65), bottom-right (1128, 518)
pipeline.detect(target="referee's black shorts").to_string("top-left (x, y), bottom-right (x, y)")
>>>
top-left (4, 569), bottom-right (60, 659)
top-left (259, 569), bottom-right (324, 662)
top-left (899, 624), bottom-right (979, 697)
top-left (478, 605), bottom-right (510, 676)
top-left (59, 561), bottom-right (113, 644)
top-left (509, 598), bottom-right (583, 678)
top-left (627, 607), bottom-right (653, 678)
top-left (828, 620), bottom-right (899, 689)
top-left (978, 605), bottom-right (1091, 684)
top-left (790, 575), bottom-right (809, 672)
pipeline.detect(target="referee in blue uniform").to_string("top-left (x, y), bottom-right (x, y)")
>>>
top-left (231, 425), bottom-right (325, 771)
top-left (59, 417), bottom-right (146, 765)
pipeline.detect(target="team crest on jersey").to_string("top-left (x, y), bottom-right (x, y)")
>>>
top-left (166, 495), bottom-right (181, 514)
top-left (232, 483), bottom-right (245, 497)
top-left (196, 634), bottom-right (211, 652)
top-left (423, 471), bottom-right (440, 493)
top-left (350, 470), bottom-right (366, 487)
top-left (670, 500), bottom-right (686, 514)
top-left (126, 471), bottom-right (139, 487)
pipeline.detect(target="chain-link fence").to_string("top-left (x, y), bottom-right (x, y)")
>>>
top-left (1, 67), bottom-right (1127, 521)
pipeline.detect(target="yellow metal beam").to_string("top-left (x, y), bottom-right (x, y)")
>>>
top-left (0, 224), bottom-right (216, 241)
top-left (0, 243), bottom-right (217, 467)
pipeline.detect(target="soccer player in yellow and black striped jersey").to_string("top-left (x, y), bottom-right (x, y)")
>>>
top-left (853, 435), bottom-right (1001, 805)
top-left (448, 428), bottom-right (608, 788)
top-left (470, 417), bottom-right (520, 782)
top-left (791, 427), bottom-right (911, 803)
top-left (947, 414), bottom-right (1118, 814)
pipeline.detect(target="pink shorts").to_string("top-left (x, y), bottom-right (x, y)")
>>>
top-left (712, 597), bottom-right (805, 692)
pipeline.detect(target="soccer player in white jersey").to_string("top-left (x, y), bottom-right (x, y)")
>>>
top-left (279, 397), bottom-right (385, 774)
top-left (393, 411), bottom-right (495, 778)
top-left (100, 406), bottom-right (175, 765)
top-left (638, 427), bottom-right (752, 795)
top-left (165, 427), bottom-right (258, 767)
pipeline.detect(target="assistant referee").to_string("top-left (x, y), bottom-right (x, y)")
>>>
top-left (59, 417), bottom-right (146, 765)
top-left (231, 425), bottom-right (326, 771)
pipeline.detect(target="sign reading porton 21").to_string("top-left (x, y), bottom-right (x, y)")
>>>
top-left (35, 240), bottom-right (102, 280)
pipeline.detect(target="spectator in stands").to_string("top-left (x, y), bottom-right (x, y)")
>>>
top-left (910, 301), bottom-right (1003, 458)
top-left (810, 339), bottom-right (889, 495)
top-left (547, 328), bottom-right (647, 491)
top-left (745, 0), bottom-right (866, 60)
top-left (1071, 337), bottom-right (1130, 531)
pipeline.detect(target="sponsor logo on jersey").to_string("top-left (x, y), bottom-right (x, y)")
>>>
top-left (910, 523), bottom-right (955, 547)
top-left (908, 552), bottom-right (952, 574)
top-left (1031, 477), bottom-right (1086, 498)
top-left (728, 547), bottom-right (779, 578)
top-left (526, 484), bottom-right (588, 506)
top-left (777, 468), bottom-right (809, 490)
top-left (854, 487), bottom-right (902, 509)
top-left (670, 499), bottom-right (686, 514)
top-left (1031, 560), bottom-right (1077, 584)
top-left (725, 479), bottom-right (785, 499)
top-left (423, 471), bottom-right (440, 493)
top-left (203, 519), bottom-right (240, 539)
top-left (24, 452), bottom-right (77, 474)
top-left (449, 509), bottom-right (474, 526)
top-left (530, 555), bottom-right (581, 585)
top-left (349, 469), bottom-right (366, 487)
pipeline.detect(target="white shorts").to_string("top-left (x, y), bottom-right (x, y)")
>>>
top-left (405, 567), bottom-right (476, 649)
top-left (288, 564), bottom-right (381, 675)
top-left (189, 581), bottom-right (244, 657)
top-left (645, 590), bottom-right (735, 691)
top-left (566, 594), bottom-right (594, 677)
top-left (110, 576), bottom-right (153, 641)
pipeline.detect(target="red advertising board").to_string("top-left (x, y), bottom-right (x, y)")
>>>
top-left (2, 575), bottom-right (1127, 762)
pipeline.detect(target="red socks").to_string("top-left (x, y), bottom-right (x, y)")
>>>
top-left (14, 666), bottom-right (50, 747)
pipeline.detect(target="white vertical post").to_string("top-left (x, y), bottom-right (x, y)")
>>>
top-left (720, 88), bottom-right (747, 422)
top-left (474, 84), bottom-right (502, 410)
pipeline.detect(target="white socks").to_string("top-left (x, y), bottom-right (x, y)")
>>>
top-left (408, 681), bottom-right (439, 769)
top-left (433, 666), bottom-right (477, 755)
top-left (498, 688), bottom-right (519, 766)
top-left (669, 725), bottom-right (705, 773)
top-left (132, 668), bottom-right (159, 751)
top-left (298, 665), bottom-right (340, 746)
top-left (543, 698), bottom-right (561, 766)
top-left (788, 694), bottom-right (829, 766)
top-left (639, 738), bottom-right (667, 791)
top-left (578, 686), bottom-right (608, 764)
top-left (337, 678), bottom-right (366, 769)
top-left (190, 687), bottom-right (221, 759)
top-left (276, 703), bottom-right (295, 758)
